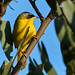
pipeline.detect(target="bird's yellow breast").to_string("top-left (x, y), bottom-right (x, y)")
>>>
top-left (13, 18), bottom-right (36, 48)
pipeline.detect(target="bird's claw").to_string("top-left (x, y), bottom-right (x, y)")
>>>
top-left (20, 48), bottom-right (27, 59)
top-left (33, 35), bottom-right (37, 40)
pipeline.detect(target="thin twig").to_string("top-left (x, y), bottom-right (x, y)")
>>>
top-left (29, 0), bottom-right (44, 22)
top-left (9, 5), bottom-right (14, 10)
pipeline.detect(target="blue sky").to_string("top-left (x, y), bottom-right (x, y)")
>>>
top-left (0, 0), bottom-right (66, 75)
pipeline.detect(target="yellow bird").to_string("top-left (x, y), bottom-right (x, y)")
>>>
top-left (12, 12), bottom-right (37, 69)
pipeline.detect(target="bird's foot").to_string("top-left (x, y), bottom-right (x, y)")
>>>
top-left (32, 35), bottom-right (37, 40)
top-left (20, 48), bottom-right (27, 59)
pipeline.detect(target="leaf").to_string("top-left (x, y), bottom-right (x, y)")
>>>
top-left (29, 57), bottom-right (35, 72)
top-left (55, 13), bottom-right (75, 75)
top-left (60, 18), bottom-right (75, 74)
top-left (55, 16), bottom-right (66, 42)
top-left (38, 42), bottom-right (57, 75)
top-left (33, 59), bottom-right (44, 75)
top-left (46, 0), bottom-right (62, 11)
top-left (0, 20), bottom-right (2, 41)
top-left (2, 27), bottom-right (30, 75)
top-left (27, 57), bottom-right (44, 75)
top-left (61, 44), bottom-right (75, 75)
top-left (55, 2), bottom-right (62, 16)
top-left (62, 0), bottom-right (74, 24)
top-left (2, 59), bottom-right (13, 75)
top-left (55, 0), bottom-right (75, 47)
top-left (0, 20), bottom-right (13, 61)
top-left (46, 0), bottom-right (56, 11)
top-left (55, 16), bottom-right (75, 47)
top-left (61, 0), bottom-right (75, 33)
top-left (41, 42), bottom-right (48, 59)
top-left (56, 0), bottom-right (62, 4)
top-left (0, 60), bottom-right (9, 75)
top-left (0, 68), bottom-right (2, 75)
top-left (55, 1), bottom-right (75, 74)
top-left (67, 59), bottom-right (75, 75)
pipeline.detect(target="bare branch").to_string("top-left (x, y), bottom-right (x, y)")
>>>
top-left (29, 0), bottom-right (44, 22)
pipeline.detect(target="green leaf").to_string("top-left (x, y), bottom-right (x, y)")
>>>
top-left (41, 42), bottom-right (49, 59)
top-left (55, 2), bottom-right (62, 16)
top-left (0, 20), bottom-right (2, 41)
top-left (61, 0), bottom-right (75, 33)
top-left (46, 0), bottom-right (62, 11)
top-left (33, 59), bottom-right (44, 75)
top-left (55, 16), bottom-right (66, 42)
top-left (67, 59), bottom-right (75, 75)
top-left (27, 57), bottom-right (44, 75)
top-left (62, 0), bottom-right (74, 24)
top-left (0, 20), bottom-right (13, 61)
top-left (55, 1), bottom-right (75, 74)
top-left (61, 18), bottom-right (75, 75)
top-left (0, 60), bottom-right (9, 75)
top-left (55, 15), bottom-right (75, 74)
top-left (0, 68), bottom-right (2, 75)
top-left (55, 16), bottom-right (75, 47)
top-left (46, 0), bottom-right (56, 11)
top-left (2, 27), bottom-right (30, 75)
top-left (2, 59), bottom-right (13, 75)
top-left (38, 42), bottom-right (57, 75)
top-left (29, 57), bottom-right (35, 72)
top-left (61, 44), bottom-right (75, 75)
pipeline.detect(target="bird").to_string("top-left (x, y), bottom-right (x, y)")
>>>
top-left (12, 12), bottom-right (38, 69)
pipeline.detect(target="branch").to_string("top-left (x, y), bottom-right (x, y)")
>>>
top-left (29, 0), bottom-right (44, 22)
top-left (4, 0), bottom-right (12, 10)
top-left (0, 0), bottom-right (11, 19)
top-left (11, 0), bottom-right (56, 75)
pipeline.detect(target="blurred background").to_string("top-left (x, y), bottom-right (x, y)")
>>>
top-left (0, 0), bottom-right (66, 75)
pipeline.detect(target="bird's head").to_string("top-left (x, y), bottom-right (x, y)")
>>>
top-left (18, 12), bottom-right (38, 21)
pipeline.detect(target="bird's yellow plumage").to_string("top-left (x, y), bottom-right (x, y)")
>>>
top-left (12, 12), bottom-right (37, 69)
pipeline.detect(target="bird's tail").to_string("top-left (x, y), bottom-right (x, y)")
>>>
top-left (17, 46), bottom-right (27, 69)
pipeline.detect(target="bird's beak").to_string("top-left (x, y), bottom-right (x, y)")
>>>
top-left (33, 16), bottom-right (39, 19)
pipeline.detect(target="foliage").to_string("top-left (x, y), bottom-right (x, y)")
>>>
top-left (38, 42), bottom-right (57, 75)
top-left (0, 20), bottom-right (13, 61)
top-left (55, 0), bottom-right (75, 75)
top-left (0, 25), bottom-right (30, 75)
top-left (0, 0), bottom-right (75, 75)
